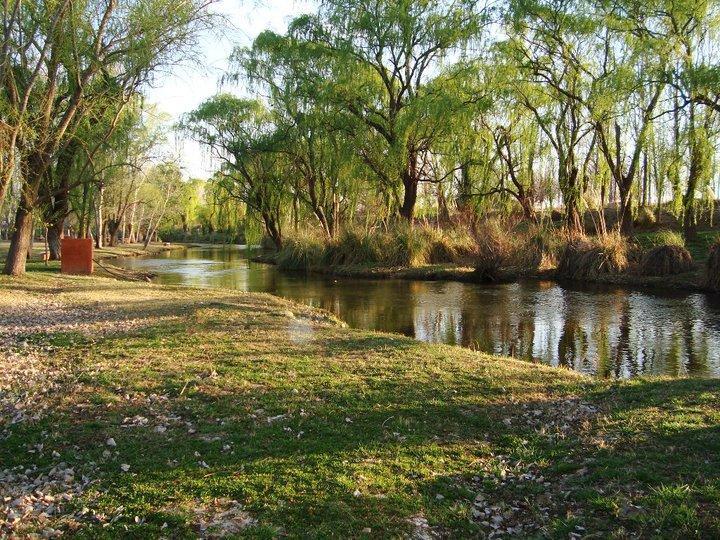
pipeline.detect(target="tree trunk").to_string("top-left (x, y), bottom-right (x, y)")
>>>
top-left (95, 183), bottom-right (104, 249)
top-left (262, 211), bottom-right (282, 250)
top-left (565, 201), bottom-right (583, 235)
top-left (4, 196), bottom-right (35, 275)
top-left (47, 219), bottom-right (63, 260)
top-left (107, 218), bottom-right (121, 247)
top-left (456, 163), bottom-right (473, 214)
top-left (399, 151), bottom-right (419, 221)
top-left (683, 103), bottom-right (702, 241)
top-left (618, 185), bottom-right (634, 236)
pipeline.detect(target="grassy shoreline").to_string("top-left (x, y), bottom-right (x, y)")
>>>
top-left (1, 273), bottom-right (718, 537)
top-left (252, 251), bottom-right (711, 293)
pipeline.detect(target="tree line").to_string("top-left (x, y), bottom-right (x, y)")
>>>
top-left (182, 0), bottom-right (720, 250)
top-left (0, 0), bottom-right (214, 275)
top-left (3, 0), bottom-right (720, 275)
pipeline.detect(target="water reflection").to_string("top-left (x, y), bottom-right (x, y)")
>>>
top-left (114, 246), bottom-right (720, 378)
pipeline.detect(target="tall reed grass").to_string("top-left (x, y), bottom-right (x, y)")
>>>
top-left (276, 225), bottom-right (477, 270)
top-left (556, 232), bottom-right (629, 280)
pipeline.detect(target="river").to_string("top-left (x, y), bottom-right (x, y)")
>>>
top-left (114, 245), bottom-right (720, 378)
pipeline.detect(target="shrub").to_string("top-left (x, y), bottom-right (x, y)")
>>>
top-left (386, 226), bottom-right (431, 267)
top-left (323, 229), bottom-right (382, 266)
top-left (556, 232), bottom-right (629, 280)
top-left (705, 239), bottom-right (720, 291)
top-left (260, 235), bottom-right (277, 251)
top-left (640, 245), bottom-right (693, 276)
top-left (509, 224), bottom-right (562, 270)
top-left (426, 227), bottom-right (475, 264)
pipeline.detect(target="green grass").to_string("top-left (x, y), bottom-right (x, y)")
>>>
top-left (635, 230), bottom-right (719, 263)
top-left (1, 273), bottom-right (719, 538)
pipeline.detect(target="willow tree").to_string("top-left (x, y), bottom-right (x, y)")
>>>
top-left (235, 31), bottom-right (358, 238)
top-left (183, 95), bottom-right (289, 249)
top-left (581, 0), bottom-right (670, 235)
top-left (284, 0), bottom-right (486, 221)
top-left (1, 0), bottom-right (213, 275)
top-left (505, 0), bottom-right (598, 233)
top-left (655, 0), bottom-right (720, 238)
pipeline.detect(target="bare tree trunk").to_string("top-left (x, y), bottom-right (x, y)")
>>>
top-left (399, 150), bottom-right (419, 221)
top-left (95, 183), bottom-right (104, 249)
top-left (143, 183), bottom-right (173, 249)
top-left (127, 200), bottom-right (137, 243)
top-left (4, 194), bottom-right (35, 275)
top-left (47, 220), bottom-right (63, 260)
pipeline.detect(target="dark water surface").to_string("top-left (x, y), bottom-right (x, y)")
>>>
top-left (114, 246), bottom-right (720, 378)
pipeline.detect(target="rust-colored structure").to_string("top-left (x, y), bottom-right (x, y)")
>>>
top-left (60, 238), bottom-right (94, 275)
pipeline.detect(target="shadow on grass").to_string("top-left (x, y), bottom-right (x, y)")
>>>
top-left (3, 286), bottom-right (719, 537)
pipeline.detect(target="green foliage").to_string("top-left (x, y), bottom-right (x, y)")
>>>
top-left (649, 230), bottom-right (686, 248)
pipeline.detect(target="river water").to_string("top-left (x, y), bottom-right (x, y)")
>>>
top-left (114, 245), bottom-right (720, 378)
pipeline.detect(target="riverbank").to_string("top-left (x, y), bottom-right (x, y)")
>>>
top-left (251, 251), bottom-right (713, 293)
top-left (1, 273), bottom-right (718, 537)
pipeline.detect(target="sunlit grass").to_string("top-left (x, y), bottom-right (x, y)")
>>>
top-left (1, 273), bottom-right (718, 537)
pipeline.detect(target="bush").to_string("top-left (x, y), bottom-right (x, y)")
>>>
top-left (556, 232), bottom-right (629, 280)
top-left (705, 239), bottom-right (720, 291)
top-left (508, 224), bottom-right (562, 270)
top-left (386, 226), bottom-right (431, 267)
top-left (322, 229), bottom-right (383, 266)
top-left (321, 225), bottom-right (476, 268)
top-left (260, 235), bottom-right (277, 251)
top-left (424, 227), bottom-right (475, 265)
top-left (640, 245), bottom-right (693, 276)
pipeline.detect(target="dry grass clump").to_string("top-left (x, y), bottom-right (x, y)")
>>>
top-left (322, 229), bottom-right (383, 266)
top-left (276, 234), bottom-right (325, 270)
top-left (427, 228), bottom-right (476, 265)
top-left (385, 226), bottom-right (432, 267)
top-left (507, 224), bottom-right (562, 270)
top-left (640, 245), bottom-right (693, 276)
top-left (705, 239), bottom-right (720, 291)
top-left (279, 225), bottom-right (480, 270)
top-left (635, 206), bottom-right (657, 227)
top-left (556, 232), bottom-right (629, 280)
top-left (471, 219), bottom-right (511, 280)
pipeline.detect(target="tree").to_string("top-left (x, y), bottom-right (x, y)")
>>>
top-left (183, 95), bottom-right (289, 248)
top-left (1, 0), bottom-right (213, 275)
top-left (505, 0), bottom-right (597, 233)
top-left (283, 0), bottom-right (486, 221)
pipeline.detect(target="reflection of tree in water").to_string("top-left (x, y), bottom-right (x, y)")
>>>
top-left (613, 295), bottom-right (631, 378)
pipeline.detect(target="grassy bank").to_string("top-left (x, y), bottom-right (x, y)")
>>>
top-left (260, 226), bottom-right (720, 293)
top-left (1, 273), bottom-right (719, 537)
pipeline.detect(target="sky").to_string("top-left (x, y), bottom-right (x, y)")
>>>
top-left (144, 0), bottom-right (317, 179)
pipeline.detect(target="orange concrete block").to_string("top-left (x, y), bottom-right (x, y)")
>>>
top-left (61, 238), bottom-right (94, 275)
